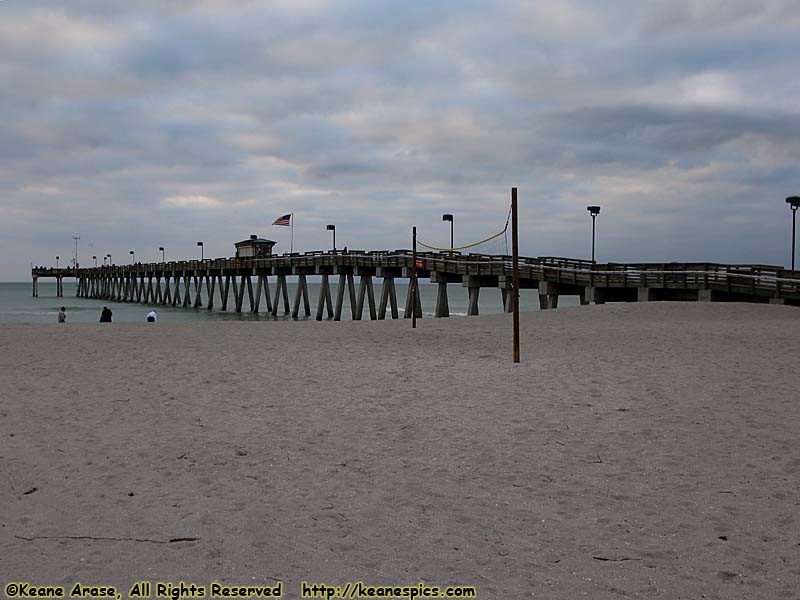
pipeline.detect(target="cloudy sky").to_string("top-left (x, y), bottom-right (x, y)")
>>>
top-left (2, 0), bottom-right (799, 279)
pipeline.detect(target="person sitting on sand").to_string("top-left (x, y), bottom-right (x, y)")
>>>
top-left (58, 307), bottom-right (66, 323)
top-left (146, 310), bottom-right (157, 323)
top-left (99, 307), bottom-right (112, 323)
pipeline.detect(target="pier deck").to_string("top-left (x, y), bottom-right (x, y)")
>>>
top-left (31, 251), bottom-right (800, 318)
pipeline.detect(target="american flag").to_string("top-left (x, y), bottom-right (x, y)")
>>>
top-left (272, 214), bottom-right (291, 226)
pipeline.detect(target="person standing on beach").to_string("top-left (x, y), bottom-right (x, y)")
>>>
top-left (58, 307), bottom-right (66, 323)
top-left (146, 310), bottom-right (157, 322)
top-left (99, 307), bottom-right (112, 323)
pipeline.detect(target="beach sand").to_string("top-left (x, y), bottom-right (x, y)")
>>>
top-left (1, 302), bottom-right (799, 599)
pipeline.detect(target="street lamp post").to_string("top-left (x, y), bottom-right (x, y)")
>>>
top-left (159, 246), bottom-right (165, 262)
top-left (103, 256), bottom-right (107, 267)
top-left (129, 250), bottom-right (135, 264)
top-left (442, 214), bottom-right (454, 255)
top-left (93, 255), bottom-right (97, 267)
top-left (106, 253), bottom-right (112, 266)
top-left (326, 224), bottom-right (336, 251)
top-left (56, 256), bottom-right (59, 269)
top-left (197, 241), bottom-right (204, 261)
top-left (587, 206), bottom-right (601, 264)
top-left (787, 196), bottom-right (800, 271)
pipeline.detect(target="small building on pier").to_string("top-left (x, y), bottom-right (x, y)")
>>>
top-left (235, 235), bottom-right (276, 258)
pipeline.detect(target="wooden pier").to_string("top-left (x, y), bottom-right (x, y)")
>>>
top-left (31, 251), bottom-right (800, 317)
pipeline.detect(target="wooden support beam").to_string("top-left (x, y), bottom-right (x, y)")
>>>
top-left (253, 275), bottom-right (262, 312)
top-left (346, 273), bottom-right (357, 319)
top-left (292, 273), bottom-right (311, 318)
top-left (234, 275), bottom-right (246, 312)
top-left (355, 275), bottom-right (377, 320)
top-left (316, 273), bottom-right (334, 320)
top-left (404, 279), bottom-right (423, 318)
top-left (193, 276), bottom-right (203, 308)
top-left (246, 275), bottom-right (255, 311)
top-left (538, 281), bottom-right (559, 309)
top-left (272, 274), bottom-right (290, 315)
top-left (334, 273), bottom-right (346, 321)
top-left (220, 275), bottom-right (230, 311)
top-left (206, 275), bottom-right (215, 310)
top-left (182, 274), bottom-right (191, 307)
top-left (378, 277), bottom-right (398, 319)
top-left (502, 288), bottom-right (513, 313)
top-left (172, 275), bottom-right (181, 306)
top-left (467, 286), bottom-right (479, 316)
top-left (637, 288), bottom-right (655, 302)
top-left (435, 282), bottom-right (450, 317)
top-left (254, 275), bottom-right (272, 313)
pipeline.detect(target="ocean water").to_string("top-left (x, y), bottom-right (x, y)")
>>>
top-left (0, 281), bottom-right (580, 324)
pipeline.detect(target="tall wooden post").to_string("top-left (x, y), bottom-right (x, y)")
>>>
top-left (512, 187), bottom-right (520, 363)
top-left (412, 226), bottom-right (417, 329)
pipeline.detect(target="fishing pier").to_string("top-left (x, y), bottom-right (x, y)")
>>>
top-left (31, 251), bottom-right (800, 317)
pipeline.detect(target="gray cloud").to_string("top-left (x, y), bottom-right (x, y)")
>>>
top-left (1, 0), bottom-right (799, 278)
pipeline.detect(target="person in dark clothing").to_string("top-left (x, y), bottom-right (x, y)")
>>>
top-left (99, 307), bottom-right (113, 322)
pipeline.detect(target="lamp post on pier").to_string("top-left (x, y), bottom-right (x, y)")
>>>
top-left (197, 241), bottom-right (204, 261)
top-left (93, 255), bottom-right (97, 267)
top-left (106, 253), bottom-right (111, 266)
top-left (587, 205), bottom-right (601, 264)
top-left (159, 246), bottom-right (165, 262)
top-left (786, 196), bottom-right (800, 271)
top-left (129, 250), bottom-right (135, 264)
top-left (442, 214), bottom-right (454, 255)
top-left (326, 224), bottom-right (336, 251)
top-left (55, 256), bottom-right (59, 269)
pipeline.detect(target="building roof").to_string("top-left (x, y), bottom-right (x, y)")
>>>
top-left (235, 237), bottom-right (276, 246)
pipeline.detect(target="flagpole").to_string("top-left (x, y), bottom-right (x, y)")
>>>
top-left (291, 213), bottom-right (294, 254)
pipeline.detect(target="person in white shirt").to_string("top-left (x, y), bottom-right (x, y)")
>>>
top-left (146, 310), bottom-right (157, 323)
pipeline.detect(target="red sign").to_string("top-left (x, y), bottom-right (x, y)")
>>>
top-left (416, 259), bottom-right (423, 268)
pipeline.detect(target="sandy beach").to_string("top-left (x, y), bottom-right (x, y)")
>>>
top-left (1, 302), bottom-right (799, 599)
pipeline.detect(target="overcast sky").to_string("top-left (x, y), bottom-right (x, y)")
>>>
top-left (2, 0), bottom-right (799, 280)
